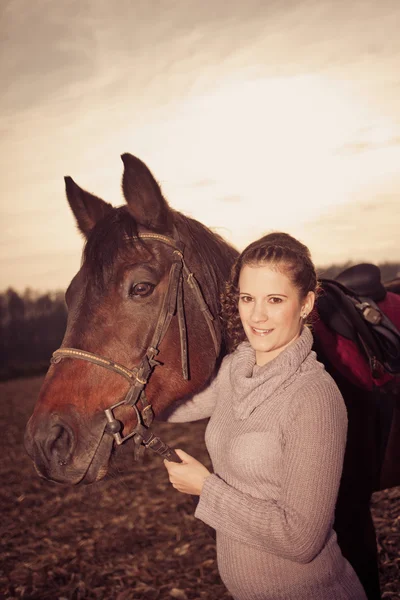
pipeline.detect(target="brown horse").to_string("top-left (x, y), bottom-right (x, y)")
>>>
top-left (25, 154), bottom-right (399, 600)
top-left (312, 338), bottom-right (399, 600)
top-left (24, 153), bottom-right (237, 484)
top-left (385, 276), bottom-right (400, 294)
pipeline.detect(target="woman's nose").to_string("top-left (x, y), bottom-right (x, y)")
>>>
top-left (251, 302), bottom-right (268, 322)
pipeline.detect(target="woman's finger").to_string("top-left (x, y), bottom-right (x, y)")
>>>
top-left (174, 448), bottom-right (191, 462)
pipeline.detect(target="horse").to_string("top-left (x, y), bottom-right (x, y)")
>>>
top-left (24, 153), bottom-right (238, 484)
top-left (24, 154), bottom-right (399, 600)
top-left (311, 268), bottom-right (400, 599)
top-left (385, 276), bottom-right (400, 295)
top-left (312, 323), bottom-right (400, 600)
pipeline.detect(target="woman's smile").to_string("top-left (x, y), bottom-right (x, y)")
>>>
top-left (250, 326), bottom-right (274, 336)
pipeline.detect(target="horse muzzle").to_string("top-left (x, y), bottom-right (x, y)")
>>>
top-left (24, 408), bottom-right (112, 484)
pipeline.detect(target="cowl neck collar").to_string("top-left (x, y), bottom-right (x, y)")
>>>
top-left (228, 326), bottom-right (313, 420)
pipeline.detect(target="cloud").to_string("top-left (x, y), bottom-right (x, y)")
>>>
top-left (220, 194), bottom-right (242, 204)
top-left (3, 0), bottom-right (400, 120)
top-left (336, 137), bottom-right (400, 155)
top-left (299, 195), bottom-right (399, 266)
top-left (190, 179), bottom-right (216, 189)
top-left (0, 1), bottom-right (97, 113)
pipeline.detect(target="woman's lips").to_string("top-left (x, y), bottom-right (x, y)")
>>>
top-left (250, 327), bottom-right (274, 336)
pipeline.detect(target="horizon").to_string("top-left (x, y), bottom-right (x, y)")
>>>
top-left (3, 258), bottom-right (400, 295)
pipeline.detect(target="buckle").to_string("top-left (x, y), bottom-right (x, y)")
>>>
top-left (356, 302), bottom-right (382, 325)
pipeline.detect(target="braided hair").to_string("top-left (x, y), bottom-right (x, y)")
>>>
top-left (220, 232), bottom-right (319, 352)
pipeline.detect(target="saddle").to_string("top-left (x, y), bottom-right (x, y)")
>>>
top-left (335, 263), bottom-right (387, 302)
top-left (316, 263), bottom-right (400, 383)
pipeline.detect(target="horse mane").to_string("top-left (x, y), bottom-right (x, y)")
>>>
top-left (83, 206), bottom-right (139, 288)
top-left (173, 211), bottom-right (238, 314)
top-left (82, 206), bottom-right (238, 315)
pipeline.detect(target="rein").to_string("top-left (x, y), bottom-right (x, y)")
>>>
top-left (50, 233), bottom-right (220, 463)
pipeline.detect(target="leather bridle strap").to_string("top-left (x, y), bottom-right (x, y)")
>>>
top-left (119, 253), bottom-right (185, 417)
top-left (51, 348), bottom-right (139, 382)
top-left (50, 232), bottom-right (220, 463)
top-left (136, 234), bottom-right (219, 358)
top-left (177, 274), bottom-right (188, 379)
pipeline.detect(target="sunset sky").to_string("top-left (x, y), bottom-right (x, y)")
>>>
top-left (1, 0), bottom-right (400, 291)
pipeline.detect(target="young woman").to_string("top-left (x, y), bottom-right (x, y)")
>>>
top-left (163, 232), bottom-right (367, 600)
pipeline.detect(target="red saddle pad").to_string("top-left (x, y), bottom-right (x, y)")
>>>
top-left (313, 291), bottom-right (400, 390)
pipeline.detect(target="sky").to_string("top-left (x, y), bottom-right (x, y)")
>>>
top-left (1, 0), bottom-right (400, 291)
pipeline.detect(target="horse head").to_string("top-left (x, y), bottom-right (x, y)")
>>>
top-left (24, 154), bottom-right (237, 485)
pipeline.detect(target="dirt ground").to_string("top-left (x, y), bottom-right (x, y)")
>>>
top-left (1, 376), bottom-right (399, 600)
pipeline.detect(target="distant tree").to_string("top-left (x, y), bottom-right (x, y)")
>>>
top-left (316, 261), bottom-right (400, 282)
top-left (23, 288), bottom-right (36, 319)
top-left (379, 262), bottom-right (400, 282)
top-left (36, 293), bottom-right (53, 315)
top-left (0, 293), bottom-right (6, 325)
top-left (0, 294), bottom-right (5, 365)
top-left (317, 261), bottom-right (353, 280)
top-left (0, 288), bottom-right (67, 380)
top-left (7, 288), bottom-right (25, 321)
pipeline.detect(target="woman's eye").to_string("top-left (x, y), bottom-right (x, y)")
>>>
top-left (129, 282), bottom-right (155, 298)
top-left (270, 297), bottom-right (282, 304)
top-left (240, 295), bottom-right (253, 303)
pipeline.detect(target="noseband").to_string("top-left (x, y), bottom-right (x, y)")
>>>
top-left (50, 233), bottom-right (220, 463)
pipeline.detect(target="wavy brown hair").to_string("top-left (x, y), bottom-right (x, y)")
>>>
top-left (220, 232), bottom-right (320, 352)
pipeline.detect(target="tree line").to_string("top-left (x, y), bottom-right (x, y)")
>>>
top-left (1, 261), bottom-right (399, 381)
top-left (317, 261), bottom-right (400, 281)
top-left (0, 289), bottom-right (67, 380)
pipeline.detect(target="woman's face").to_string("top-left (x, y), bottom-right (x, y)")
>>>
top-left (238, 263), bottom-right (314, 366)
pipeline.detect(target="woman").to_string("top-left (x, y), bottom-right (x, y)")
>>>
top-left (163, 232), bottom-right (367, 600)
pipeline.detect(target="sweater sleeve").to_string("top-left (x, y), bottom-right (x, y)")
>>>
top-left (195, 376), bottom-right (347, 563)
top-left (158, 375), bottom-right (219, 423)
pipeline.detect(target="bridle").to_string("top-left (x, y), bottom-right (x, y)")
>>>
top-left (50, 233), bottom-right (220, 463)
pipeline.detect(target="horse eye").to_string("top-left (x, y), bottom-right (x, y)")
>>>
top-left (129, 282), bottom-right (155, 298)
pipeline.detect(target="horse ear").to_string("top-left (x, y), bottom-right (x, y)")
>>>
top-left (121, 153), bottom-right (173, 232)
top-left (64, 176), bottom-right (113, 237)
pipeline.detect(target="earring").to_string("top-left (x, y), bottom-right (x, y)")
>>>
top-left (302, 311), bottom-right (308, 320)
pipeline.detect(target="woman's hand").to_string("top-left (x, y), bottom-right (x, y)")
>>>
top-left (164, 449), bottom-right (211, 495)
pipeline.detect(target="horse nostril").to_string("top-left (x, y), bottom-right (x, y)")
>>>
top-left (44, 423), bottom-right (75, 465)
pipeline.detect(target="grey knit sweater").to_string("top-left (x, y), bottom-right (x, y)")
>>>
top-left (166, 327), bottom-right (367, 600)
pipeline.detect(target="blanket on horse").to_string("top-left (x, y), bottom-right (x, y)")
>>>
top-left (313, 265), bottom-right (400, 390)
